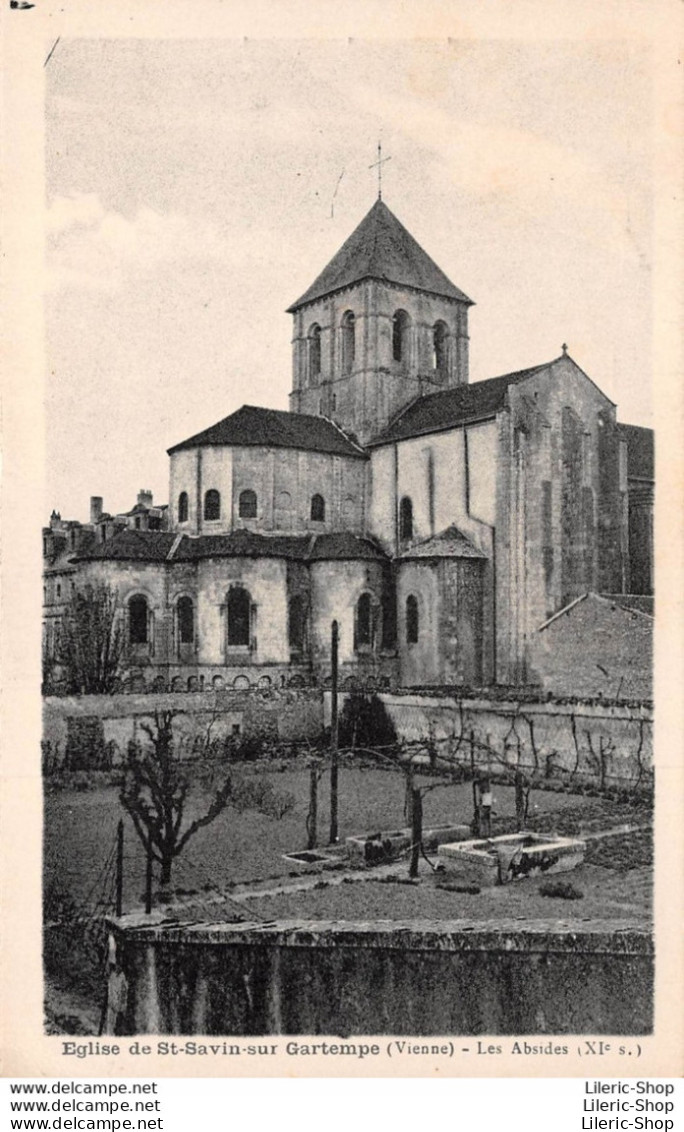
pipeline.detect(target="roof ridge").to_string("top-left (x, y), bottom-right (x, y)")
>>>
top-left (321, 413), bottom-right (366, 454)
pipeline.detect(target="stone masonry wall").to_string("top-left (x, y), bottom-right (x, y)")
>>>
top-left (43, 688), bottom-right (324, 769)
top-left (107, 917), bottom-right (653, 1037)
top-left (356, 694), bottom-right (652, 789)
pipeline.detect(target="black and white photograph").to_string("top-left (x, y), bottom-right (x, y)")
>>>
top-left (38, 34), bottom-right (659, 1042)
top-left (2, 9), bottom-right (682, 1087)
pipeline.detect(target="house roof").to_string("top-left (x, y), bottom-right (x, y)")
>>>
top-left (75, 528), bottom-right (387, 565)
top-left (538, 591), bottom-right (654, 633)
top-left (287, 199), bottom-right (473, 312)
top-left (399, 525), bottom-right (487, 560)
top-left (370, 360), bottom-right (555, 446)
top-left (618, 423), bottom-right (654, 480)
top-left (599, 593), bottom-right (654, 617)
top-left (74, 530), bottom-right (177, 563)
top-left (168, 405), bottom-right (366, 459)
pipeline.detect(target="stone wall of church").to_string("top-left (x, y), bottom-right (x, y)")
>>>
top-left (395, 559), bottom-right (486, 687)
top-left (169, 444), bottom-right (367, 535)
top-left (495, 357), bottom-right (629, 684)
top-left (69, 554), bottom-right (396, 688)
top-left (232, 447), bottom-right (367, 534)
top-left (396, 561), bottom-right (441, 685)
top-left (368, 423), bottom-right (496, 555)
top-left (626, 481), bottom-right (654, 595)
top-left (290, 280), bottom-right (469, 444)
top-left (194, 557), bottom-right (289, 667)
top-left (309, 558), bottom-right (387, 674)
top-left (169, 445), bottom-right (234, 536)
top-left (439, 559), bottom-right (485, 685)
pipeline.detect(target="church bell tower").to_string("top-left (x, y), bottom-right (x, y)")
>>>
top-left (288, 199), bottom-right (473, 446)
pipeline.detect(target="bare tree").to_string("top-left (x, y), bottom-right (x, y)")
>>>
top-left (120, 711), bottom-right (294, 888)
top-left (56, 583), bottom-right (124, 694)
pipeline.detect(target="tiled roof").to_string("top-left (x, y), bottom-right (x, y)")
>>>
top-left (618, 424), bottom-right (654, 480)
top-left (307, 532), bottom-right (387, 562)
top-left (75, 531), bottom-right (177, 563)
top-left (600, 593), bottom-right (654, 617)
top-left (177, 532), bottom-right (308, 561)
top-left (75, 528), bottom-right (387, 564)
top-left (399, 525), bottom-right (486, 560)
top-left (287, 199), bottom-right (472, 312)
top-left (370, 361), bottom-right (555, 446)
top-left (168, 405), bottom-right (366, 459)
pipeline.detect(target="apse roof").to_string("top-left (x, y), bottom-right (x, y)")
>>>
top-left (287, 199), bottom-right (473, 312)
top-left (168, 405), bottom-right (366, 459)
top-left (75, 529), bottom-right (387, 564)
top-left (399, 525), bottom-right (487, 560)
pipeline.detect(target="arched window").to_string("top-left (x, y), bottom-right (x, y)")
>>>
top-left (238, 489), bottom-right (257, 519)
top-left (177, 596), bottom-right (194, 645)
top-left (129, 595), bottom-right (149, 645)
top-left (178, 491), bottom-right (188, 523)
top-left (341, 310), bottom-right (356, 374)
top-left (355, 592), bottom-right (373, 649)
top-left (204, 489), bottom-right (221, 521)
top-left (308, 324), bottom-right (321, 382)
top-left (311, 493), bottom-right (325, 522)
top-left (432, 321), bottom-right (448, 377)
top-left (406, 594), bottom-right (419, 644)
top-left (399, 496), bottom-right (413, 541)
top-left (392, 309), bottom-right (409, 363)
top-left (288, 595), bottom-right (305, 652)
top-left (227, 587), bottom-right (251, 647)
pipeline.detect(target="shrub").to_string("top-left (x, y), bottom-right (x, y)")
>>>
top-left (338, 692), bottom-right (397, 753)
top-left (539, 880), bottom-right (584, 900)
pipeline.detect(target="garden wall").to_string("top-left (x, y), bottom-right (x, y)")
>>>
top-left (43, 686), bottom-right (653, 790)
top-left (106, 916), bottom-right (653, 1036)
top-left (43, 687), bottom-right (324, 769)
top-left (327, 693), bottom-right (653, 789)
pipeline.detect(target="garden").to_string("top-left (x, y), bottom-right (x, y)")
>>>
top-left (43, 698), bottom-right (653, 1035)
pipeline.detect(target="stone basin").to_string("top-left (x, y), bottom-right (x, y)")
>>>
top-left (346, 824), bottom-right (471, 867)
top-left (281, 849), bottom-right (342, 872)
top-left (437, 831), bottom-right (586, 887)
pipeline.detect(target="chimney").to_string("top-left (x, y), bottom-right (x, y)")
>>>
top-left (90, 496), bottom-right (103, 524)
top-left (137, 489), bottom-right (153, 508)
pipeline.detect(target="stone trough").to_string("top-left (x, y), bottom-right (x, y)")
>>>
top-left (437, 831), bottom-right (586, 887)
top-left (346, 824), bottom-right (471, 867)
top-left (281, 849), bottom-right (344, 873)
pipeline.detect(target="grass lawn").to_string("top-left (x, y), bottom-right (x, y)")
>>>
top-left (43, 761), bottom-right (651, 1034)
top-left (44, 761), bottom-right (648, 914)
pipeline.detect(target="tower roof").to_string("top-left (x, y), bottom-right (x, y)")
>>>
top-left (287, 199), bottom-right (473, 312)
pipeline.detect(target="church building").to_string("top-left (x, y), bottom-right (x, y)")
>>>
top-left (43, 198), bottom-right (654, 695)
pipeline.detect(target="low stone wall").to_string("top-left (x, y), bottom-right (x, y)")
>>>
top-left (107, 916), bottom-right (653, 1036)
top-left (43, 687), bottom-right (324, 769)
top-left (43, 687), bottom-right (653, 788)
top-left (374, 694), bottom-right (653, 789)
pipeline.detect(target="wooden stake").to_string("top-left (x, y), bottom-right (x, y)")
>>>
top-left (329, 620), bottom-right (339, 844)
top-left (115, 819), bottom-right (124, 918)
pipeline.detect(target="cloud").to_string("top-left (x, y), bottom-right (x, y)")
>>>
top-left (46, 193), bottom-right (229, 293)
top-left (333, 82), bottom-right (644, 260)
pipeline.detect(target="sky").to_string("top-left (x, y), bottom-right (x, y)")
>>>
top-left (45, 37), bottom-right (653, 521)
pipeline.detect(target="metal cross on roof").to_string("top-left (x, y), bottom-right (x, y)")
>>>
top-left (562, 342), bottom-right (568, 355)
top-left (369, 142), bottom-right (392, 201)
